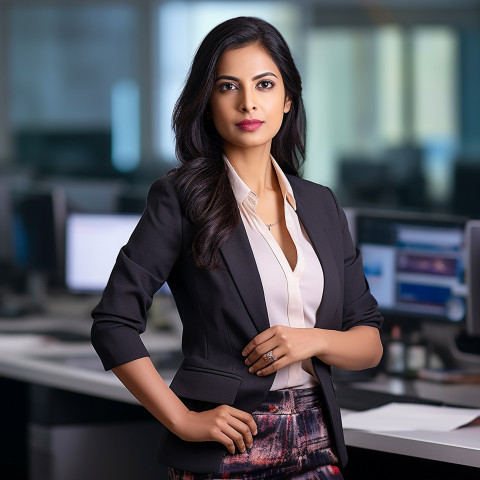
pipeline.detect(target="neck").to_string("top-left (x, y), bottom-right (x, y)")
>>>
top-left (224, 144), bottom-right (276, 196)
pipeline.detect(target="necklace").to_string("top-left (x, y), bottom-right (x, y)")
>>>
top-left (264, 215), bottom-right (282, 231)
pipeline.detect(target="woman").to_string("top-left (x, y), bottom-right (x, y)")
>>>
top-left (91, 16), bottom-right (383, 479)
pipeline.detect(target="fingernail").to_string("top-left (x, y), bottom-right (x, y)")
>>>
top-left (249, 367), bottom-right (254, 373)
top-left (253, 430), bottom-right (258, 436)
top-left (241, 350), bottom-right (247, 356)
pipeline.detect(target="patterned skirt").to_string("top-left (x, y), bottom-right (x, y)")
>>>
top-left (168, 386), bottom-right (344, 480)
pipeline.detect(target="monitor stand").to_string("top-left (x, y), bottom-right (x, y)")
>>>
top-left (421, 322), bottom-right (480, 374)
top-left (0, 272), bottom-right (47, 318)
top-left (0, 291), bottom-right (31, 317)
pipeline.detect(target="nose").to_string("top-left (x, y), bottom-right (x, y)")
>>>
top-left (241, 103), bottom-right (257, 112)
top-left (239, 89), bottom-right (257, 113)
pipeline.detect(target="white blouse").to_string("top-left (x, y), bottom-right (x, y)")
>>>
top-left (225, 156), bottom-right (325, 390)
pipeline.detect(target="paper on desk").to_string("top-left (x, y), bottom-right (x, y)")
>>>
top-left (342, 403), bottom-right (480, 432)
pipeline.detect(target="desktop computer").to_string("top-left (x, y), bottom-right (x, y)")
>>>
top-left (0, 185), bottom-right (67, 316)
top-left (65, 213), bottom-right (141, 294)
top-left (352, 209), bottom-right (480, 375)
top-left (355, 209), bottom-right (467, 325)
top-left (465, 220), bottom-right (480, 337)
top-left (64, 212), bottom-right (173, 326)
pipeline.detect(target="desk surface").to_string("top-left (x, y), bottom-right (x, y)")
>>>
top-left (1, 314), bottom-right (480, 469)
top-left (335, 374), bottom-right (480, 468)
top-left (0, 315), bottom-right (181, 404)
top-left (343, 423), bottom-right (480, 468)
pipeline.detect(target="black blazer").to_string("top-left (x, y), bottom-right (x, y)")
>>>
top-left (91, 173), bottom-right (383, 473)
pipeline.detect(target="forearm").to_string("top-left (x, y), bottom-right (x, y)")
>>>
top-left (112, 356), bottom-right (258, 454)
top-left (112, 356), bottom-right (188, 432)
top-left (243, 324), bottom-right (383, 376)
top-left (314, 325), bottom-right (383, 370)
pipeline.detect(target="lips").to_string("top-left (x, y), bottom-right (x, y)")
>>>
top-left (236, 119), bottom-right (264, 132)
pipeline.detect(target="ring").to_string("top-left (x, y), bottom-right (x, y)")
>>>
top-left (265, 350), bottom-right (277, 363)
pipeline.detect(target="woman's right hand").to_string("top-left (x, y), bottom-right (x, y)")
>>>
top-left (172, 405), bottom-right (257, 454)
top-left (111, 358), bottom-right (257, 454)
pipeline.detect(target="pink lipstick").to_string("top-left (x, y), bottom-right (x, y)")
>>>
top-left (236, 119), bottom-right (264, 132)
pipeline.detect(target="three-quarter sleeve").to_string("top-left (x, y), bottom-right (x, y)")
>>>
top-left (327, 188), bottom-right (383, 332)
top-left (91, 177), bottom-right (183, 370)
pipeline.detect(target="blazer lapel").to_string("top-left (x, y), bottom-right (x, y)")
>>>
top-left (220, 221), bottom-right (270, 334)
top-left (220, 177), bottom-right (341, 333)
top-left (293, 186), bottom-right (341, 329)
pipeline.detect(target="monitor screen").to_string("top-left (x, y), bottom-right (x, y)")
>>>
top-left (466, 220), bottom-right (480, 337)
top-left (0, 182), bottom-right (13, 262)
top-left (65, 213), bottom-right (140, 293)
top-left (355, 211), bottom-right (466, 324)
top-left (0, 182), bottom-right (14, 284)
top-left (13, 188), bottom-right (65, 282)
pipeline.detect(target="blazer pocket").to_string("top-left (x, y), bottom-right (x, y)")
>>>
top-left (170, 365), bottom-right (243, 406)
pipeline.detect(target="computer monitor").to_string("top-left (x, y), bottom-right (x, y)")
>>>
top-left (0, 182), bottom-right (15, 284)
top-left (355, 210), bottom-right (467, 325)
top-left (453, 161), bottom-right (480, 218)
top-left (14, 187), bottom-right (66, 282)
top-left (0, 170), bottom-right (35, 278)
top-left (465, 220), bottom-right (480, 337)
top-left (65, 213), bottom-right (141, 293)
top-left (5, 187), bottom-right (66, 313)
top-left (14, 129), bottom-right (114, 177)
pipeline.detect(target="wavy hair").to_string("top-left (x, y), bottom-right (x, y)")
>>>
top-left (170, 16), bottom-right (306, 269)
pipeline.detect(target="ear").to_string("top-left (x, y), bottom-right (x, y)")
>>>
top-left (284, 95), bottom-right (292, 113)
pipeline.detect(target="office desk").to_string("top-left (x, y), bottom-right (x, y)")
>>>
top-left (335, 375), bottom-right (480, 479)
top-left (0, 315), bottom-right (181, 404)
top-left (1, 315), bottom-right (480, 479)
top-left (0, 314), bottom-right (180, 480)
top-left (344, 425), bottom-right (480, 468)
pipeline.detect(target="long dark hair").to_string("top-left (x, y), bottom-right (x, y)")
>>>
top-left (171, 16), bottom-right (306, 269)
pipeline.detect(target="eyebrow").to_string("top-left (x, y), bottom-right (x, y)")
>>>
top-left (214, 71), bottom-right (278, 83)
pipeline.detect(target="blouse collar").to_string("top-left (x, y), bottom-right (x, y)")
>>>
top-left (224, 155), bottom-right (297, 211)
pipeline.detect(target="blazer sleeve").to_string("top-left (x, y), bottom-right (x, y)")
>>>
top-left (91, 177), bottom-right (183, 370)
top-left (327, 187), bottom-right (383, 332)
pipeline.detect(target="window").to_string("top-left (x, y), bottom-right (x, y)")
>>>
top-left (9, 4), bottom-right (142, 175)
top-left (303, 25), bottom-right (458, 209)
top-left (155, 1), bottom-right (300, 162)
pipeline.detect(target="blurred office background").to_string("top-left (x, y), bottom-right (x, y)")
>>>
top-left (0, 0), bottom-right (479, 302)
top-left (1, 0), bottom-right (479, 213)
top-left (2, 2), bottom-right (480, 479)
top-left (2, 0), bottom-right (480, 309)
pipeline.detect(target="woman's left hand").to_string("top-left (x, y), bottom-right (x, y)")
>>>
top-left (242, 326), bottom-right (321, 376)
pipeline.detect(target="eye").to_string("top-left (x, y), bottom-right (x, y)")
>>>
top-left (257, 80), bottom-right (275, 90)
top-left (217, 82), bottom-right (238, 92)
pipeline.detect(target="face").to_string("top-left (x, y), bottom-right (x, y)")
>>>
top-left (209, 43), bottom-right (291, 155)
